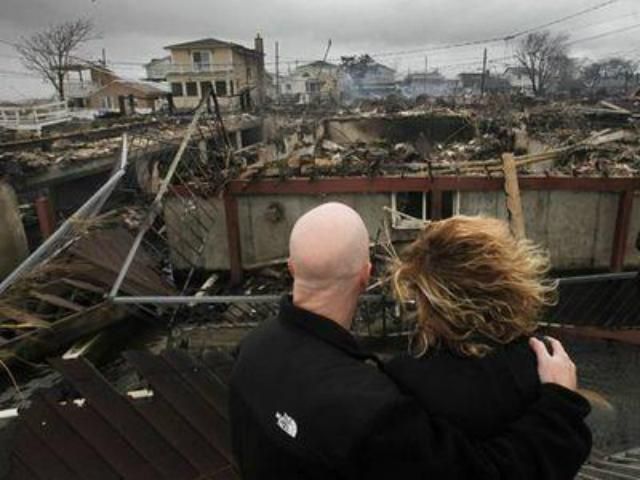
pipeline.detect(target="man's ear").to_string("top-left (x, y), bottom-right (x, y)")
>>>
top-left (288, 259), bottom-right (295, 278)
top-left (360, 261), bottom-right (372, 289)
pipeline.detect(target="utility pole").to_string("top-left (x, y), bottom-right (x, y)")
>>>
top-left (424, 56), bottom-right (428, 95)
top-left (275, 41), bottom-right (280, 104)
top-left (102, 48), bottom-right (107, 66)
top-left (480, 48), bottom-right (488, 96)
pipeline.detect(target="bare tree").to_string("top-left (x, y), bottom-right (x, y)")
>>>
top-left (515, 31), bottom-right (570, 96)
top-left (15, 19), bottom-right (95, 101)
top-left (582, 57), bottom-right (637, 93)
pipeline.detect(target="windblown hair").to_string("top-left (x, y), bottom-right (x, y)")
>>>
top-left (391, 215), bottom-right (557, 358)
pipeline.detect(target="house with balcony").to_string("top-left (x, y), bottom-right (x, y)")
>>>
top-left (164, 35), bottom-right (265, 112)
top-left (280, 61), bottom-right (342, 104)
top-left (144, 56), bottom-right (172, 82)
top-left (62, 62), bottom-right (119, 108)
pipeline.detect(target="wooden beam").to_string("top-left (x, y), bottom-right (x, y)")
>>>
top-left (611, 190), bottom-right (635, 272)
top-left (227, 176), bottom-right (640, 196)
top-left (30, 291), bottom-right (85, 313)
top-left (35, 195), bottom-right (56, 239)
top-left (502, 153), bottom-right (526, 240)
top-left (223, 193), bottom-right (243, 286)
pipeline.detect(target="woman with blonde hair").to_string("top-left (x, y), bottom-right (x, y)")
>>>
top-left (385, 215), bottom-right (560, 438)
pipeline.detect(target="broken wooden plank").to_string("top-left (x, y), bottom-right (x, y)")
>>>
top-left (30, 291), bottom-right (85, 313)
top-left (502, 153), bottom-right (526, 240)
top-left (60, 278), bottom-right (106, 295)
top-left (599, 100), bottom-right (632, 115)
top-left (0, 305), bottom-right (50, 329)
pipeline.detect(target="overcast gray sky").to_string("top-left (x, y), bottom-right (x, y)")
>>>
top-left (1, 0), bottom-right (640, 101)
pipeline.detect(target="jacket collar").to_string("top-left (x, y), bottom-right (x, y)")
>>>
top-left (278, 295), bottom-right (382, 367)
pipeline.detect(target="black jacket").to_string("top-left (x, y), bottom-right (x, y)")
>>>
top-left (230, 297), bottom-right (591, 479)
top-left (385, 340), bottom-right (540, 439)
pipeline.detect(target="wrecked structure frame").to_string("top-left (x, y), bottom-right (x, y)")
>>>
top-left (223, 176), bottom-right (639, 284)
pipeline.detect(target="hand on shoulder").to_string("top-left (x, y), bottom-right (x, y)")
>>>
top-left (529, 337), bottom-right (577, 392)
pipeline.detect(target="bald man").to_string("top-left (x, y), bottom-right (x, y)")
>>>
top-left (230, 203), bottom-right (591, 480)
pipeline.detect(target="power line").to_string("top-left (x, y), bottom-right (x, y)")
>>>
top-left (503, 0), bottom-right (620, 40)
top-left (568, 21), bottom-right (640, 45)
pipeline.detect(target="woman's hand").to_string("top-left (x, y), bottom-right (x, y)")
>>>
top-left (530, 337), bottom-right (578, 392)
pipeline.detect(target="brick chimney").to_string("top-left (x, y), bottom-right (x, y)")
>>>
top-left (254, 34), bottom-right (265, 107)
top-left (254, 34), bottom-right (264, 55)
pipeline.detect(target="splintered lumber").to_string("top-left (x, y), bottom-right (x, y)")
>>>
top-left (599, 101), bottom-right (632, 115)
top-left (0, 305), bottom-right (50, 329)
top-left (0, 302), bottom-right (127, 365)
top-left (584, 129), bottom-right (630, 146)
top-left (30, 291), bottom-right (85, 313)
top-left (502, 153), bottom-right (526, 240)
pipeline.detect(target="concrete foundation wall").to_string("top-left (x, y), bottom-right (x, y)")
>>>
top-left (459, 190), bottom-right (639, 270)
top-left (165, 189), bottom-right (639, 272)
top-left (165, 193), bottom-right (388, 270)
top-left (0, 182), bottom-right (29, 279)
top-left (626, 194), bottom-right (640, 267)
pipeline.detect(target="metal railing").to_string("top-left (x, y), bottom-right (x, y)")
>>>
top-left (0, 135), bottom-right (129, 296)
top-left (0, 101), bottom-right (71, 132)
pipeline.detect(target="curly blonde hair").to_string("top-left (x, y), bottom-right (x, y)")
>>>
top-left (391, 215), bottom-right (557, 358)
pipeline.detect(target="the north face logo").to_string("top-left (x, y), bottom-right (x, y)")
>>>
top-left (276, 412), bottom-right (298, 438)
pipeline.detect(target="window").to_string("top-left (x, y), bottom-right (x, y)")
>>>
top-left (215, 80), bottom-right (227, 96)
top-left (192, 51), bottom-right (211, 71)
top-left (101, 96), bottom-right (114, 110)
top-left (200, 81), bottom-right (212, 97)
top-left (230, 80), bottom-right (235, 96)
top-left (306, 81), bottom-right (322, 94)
top-left (391, 192), bottom-right (456, 229)
top-left (171, 82), bottom-right (184, 97)
top-left (246, 66), bottom-right (252, 81)
top-left (186, 82), bottom-right (198, 97)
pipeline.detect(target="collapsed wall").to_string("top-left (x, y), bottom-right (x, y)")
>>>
top-left (164, 190), bottom-right (639, 272)
top-left (0, 181), bottom-right (29, 278)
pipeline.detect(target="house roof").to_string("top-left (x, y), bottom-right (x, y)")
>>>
top-left (296, 60), bottom-right (338, 71)
top-left (92, 79), bottom-right (168, 98)
top-left (164, 37), bottom-right (261, 57)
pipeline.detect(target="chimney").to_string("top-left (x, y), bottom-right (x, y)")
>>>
top-left (254, 34), bottom-right (264, 54)
top-left (254, 34), bottom-right (265, 107)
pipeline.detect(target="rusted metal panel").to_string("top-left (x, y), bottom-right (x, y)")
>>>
top-left (22, 396), bottom-right (119, 479)
top-left (42, 393), bottom-right (162, 478)
top-left (123, 351), bottom-right (233, 461)
top-left (48, 358), bottom-right (199, 479)
top-left (9, 351), bottom-right (239, 480)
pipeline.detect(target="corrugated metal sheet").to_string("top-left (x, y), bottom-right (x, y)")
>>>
top-left (8, 350), bottom-right (238, 480)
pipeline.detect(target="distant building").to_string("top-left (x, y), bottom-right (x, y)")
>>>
top-left (144, 56), bottom-right (172, 82)
top-left (280, 61), bottom-right (342, 104)
top-left (164, 35), bottom-right (265, 112)
top-left (357, 62), bottom-right (397, 97)
top-left (62, 62), bottom-right (119, 108)
top-left (503, 67), bottom-right (533, 95)
top-left (458, 71), bottom-right (510, 95)
top-left (403, 70), bottom-right (457, 97)
top-left (86, 80), bottom-right (168, 113)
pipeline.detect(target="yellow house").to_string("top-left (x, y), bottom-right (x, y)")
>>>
top-left (165, 35), bottom-right (265, 111)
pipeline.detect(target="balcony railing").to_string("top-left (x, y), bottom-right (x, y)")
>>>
top-left (65, 81), bottom-right (101, 99)
top-left (166, 63), bottom-right (234, 75)
top-left (0, 101), bottom-right (71, 133)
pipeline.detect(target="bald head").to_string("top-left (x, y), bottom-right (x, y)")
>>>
top-left (289, 203), bottom-right (370, 291)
